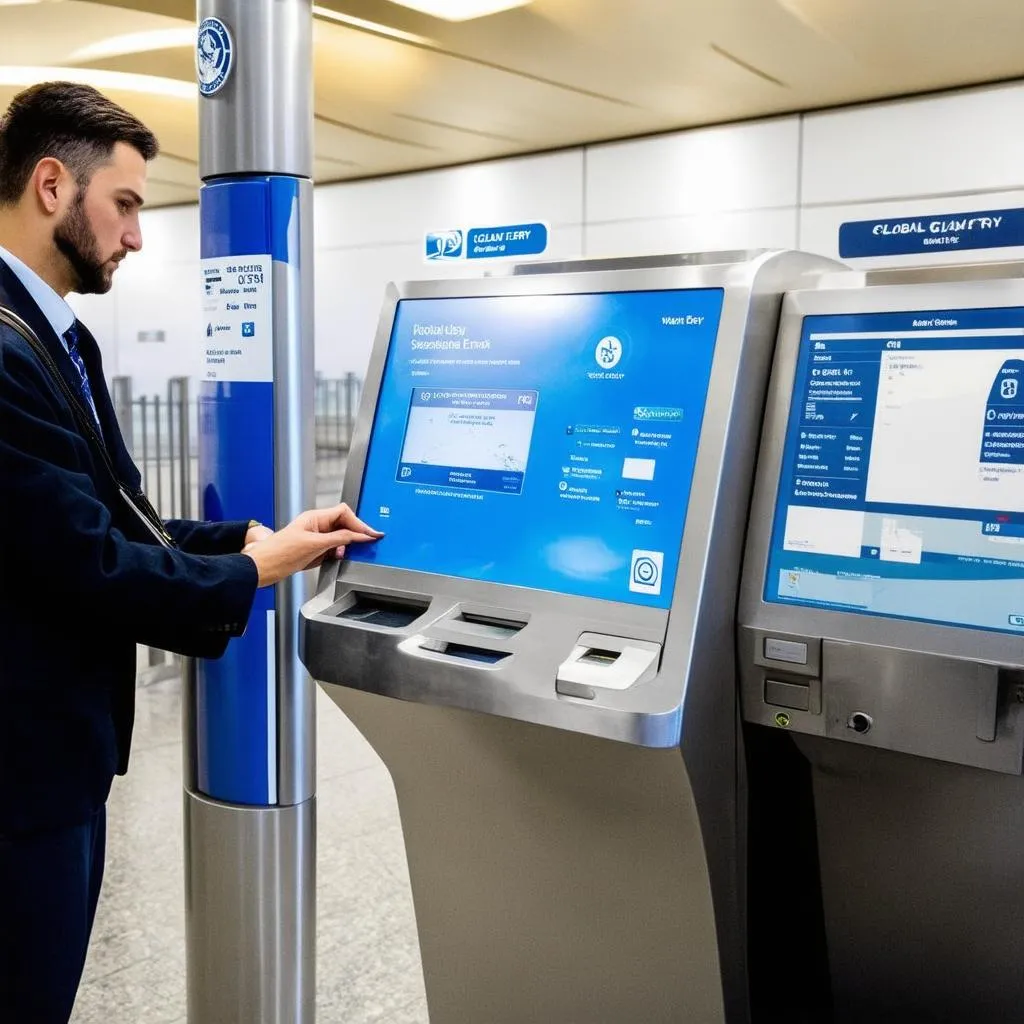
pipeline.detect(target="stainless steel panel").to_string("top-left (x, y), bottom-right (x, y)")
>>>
top-left (820, 640), bottom-right (1024, 773)
top-left (798, 734), bottom-right (1024, 1024)
top-left (326, 685), bottom-right (730, 1024)
top-left (198, 0), bottom-right (313, 180)
top-left (273, 179), bottom-right (317, 807)
top-left (184, 791), bottom-right (315, 1024)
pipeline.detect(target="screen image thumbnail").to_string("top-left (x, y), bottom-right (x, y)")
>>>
top-left (397, 387), bottom-right (539, 494)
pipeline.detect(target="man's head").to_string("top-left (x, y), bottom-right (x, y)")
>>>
top-left (0, 82), bottom-right (158, 295)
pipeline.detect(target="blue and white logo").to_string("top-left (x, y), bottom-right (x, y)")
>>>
top-left (197, 18), bottom-right (233, 97)
top-left (426, 230), bottom-right (464, 261)
top-left (630, 549), bottom-right (664, 596)
top-left (595, 336), bottom-right (623, 369)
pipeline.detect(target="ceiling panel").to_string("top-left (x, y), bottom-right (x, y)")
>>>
top-left (0, 0), bottom-right (1018, 206)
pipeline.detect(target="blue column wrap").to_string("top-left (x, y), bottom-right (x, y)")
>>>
top-left (196, 176), bottom-right (301, 805)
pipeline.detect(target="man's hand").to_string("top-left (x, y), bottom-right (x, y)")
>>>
top-left (241, 503), bottom-right (383, 588)
top-left (245, 522), bottom-right (274, 547)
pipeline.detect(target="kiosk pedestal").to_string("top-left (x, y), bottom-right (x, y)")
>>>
top-left (302, 250), bottom-right (841, 1023)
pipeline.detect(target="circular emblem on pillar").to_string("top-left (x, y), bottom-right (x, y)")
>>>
top-left (196, 17), bottom-right (233, 97)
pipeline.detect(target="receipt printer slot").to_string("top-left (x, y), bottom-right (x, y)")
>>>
top-left (410, 636), bottom-right (510, 665)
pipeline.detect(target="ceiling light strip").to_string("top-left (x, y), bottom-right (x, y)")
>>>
top-left (0, 66), bottom-right (193, 100)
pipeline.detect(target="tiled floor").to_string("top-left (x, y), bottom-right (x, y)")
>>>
top-left (70, 668), bottom-right (428, 1024)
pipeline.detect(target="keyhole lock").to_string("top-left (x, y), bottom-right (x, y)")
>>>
top-left (847, 711), bottom-right (873, 734)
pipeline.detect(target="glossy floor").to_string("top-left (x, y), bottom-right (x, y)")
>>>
top-left (70, 667), bottom-right (428, 1024)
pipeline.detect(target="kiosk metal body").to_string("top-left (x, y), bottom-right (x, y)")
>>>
top-left (302, 250), bottom-right (840, 1023)
top-left (740, 265), bottom-right (1024, 1022)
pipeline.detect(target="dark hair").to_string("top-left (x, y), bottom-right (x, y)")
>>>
top-left (0, 81), bottom-right (159, 205)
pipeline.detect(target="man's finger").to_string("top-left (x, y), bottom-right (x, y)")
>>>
top-left (336, 507), bottom-right (384, 538)
top-left (311, 528), bottom-right (374, 551)
top-left (312, 504), bottom-right (383, 538)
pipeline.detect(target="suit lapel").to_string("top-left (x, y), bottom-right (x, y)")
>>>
top-left (0, 258), bottom-right (140, 486)
top-left (0, 259), bottom-right (79, 389)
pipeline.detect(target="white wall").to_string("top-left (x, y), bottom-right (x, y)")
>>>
top-left (798, 82), bottom-right (1024, 265)
top-left (77, 78), bottom-right (1024, 392)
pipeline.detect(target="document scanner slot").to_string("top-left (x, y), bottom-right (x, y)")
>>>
top-left (335, 592), bottom-right (430, 630)
top-left (556, 634), bottom-right (661, 698)
top-left (450, 610), bottom-right (528, 640)
top-left (579, 649), bottom-right (621, 666)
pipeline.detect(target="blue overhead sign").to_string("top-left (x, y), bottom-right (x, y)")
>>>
top-left (425, 222), bottom-right (548, 262)
top-left (839, 207), bottom-right (1024, 258)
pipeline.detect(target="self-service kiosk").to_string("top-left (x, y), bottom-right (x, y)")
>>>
top-left (301, 250), bottom-right (840, 1024)
top-left (739, 264), bottom-right (1024, 1023)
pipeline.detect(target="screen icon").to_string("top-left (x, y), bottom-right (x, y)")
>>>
top-left (595, 336), bottom-right (623, 369)
top-left (241, 321), bottom-right (255, 337)
top-left (629, 549), bottom-right (664, 595)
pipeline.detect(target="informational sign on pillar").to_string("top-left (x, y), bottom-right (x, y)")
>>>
top-left (200, 255), bottom-right (273, 382)
top-left (185, 2), bottom-right (316, 1022)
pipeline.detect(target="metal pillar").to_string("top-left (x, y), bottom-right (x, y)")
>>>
top-left (185, 2), bottom-right (316, 1021)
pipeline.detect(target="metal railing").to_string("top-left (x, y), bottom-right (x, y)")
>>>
top-left (112, 373), bottom-right (363, 520)
top-left (113, 373), bottom-right (362, 681)
top-left (113, 376), bottom-right (196, 519)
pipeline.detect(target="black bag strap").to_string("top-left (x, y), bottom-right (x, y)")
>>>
top-left (0, 304), bottom-right (176, 549)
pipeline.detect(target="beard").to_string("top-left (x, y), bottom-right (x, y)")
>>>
top-left (54, 193), bottom-right (124, 295)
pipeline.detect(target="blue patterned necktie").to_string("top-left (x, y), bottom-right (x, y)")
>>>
top-left (63, 321), bottom-right (101, 430)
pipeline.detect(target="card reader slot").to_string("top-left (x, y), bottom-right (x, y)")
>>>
top-left (451, 611), bottom-right (527, 640)
top-left (336, 592), bottom-right (430, 630)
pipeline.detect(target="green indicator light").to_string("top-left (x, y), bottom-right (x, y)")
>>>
top-left (774, 712), bottom-right (791, 728)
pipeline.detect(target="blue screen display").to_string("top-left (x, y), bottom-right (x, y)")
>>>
top-left (348, 289), bottom-right (724, 607)
top-left (765, 306), bottom-right (1024, 634)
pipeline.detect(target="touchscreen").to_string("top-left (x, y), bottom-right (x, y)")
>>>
top-left (347, 288), bottom-right (724, 608)
top-left (764, 306), bottom-right (1024, 634)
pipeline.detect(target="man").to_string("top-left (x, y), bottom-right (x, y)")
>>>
top-left (0, 82), bottom-right (381, 1022)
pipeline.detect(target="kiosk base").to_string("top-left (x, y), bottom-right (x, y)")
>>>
top-left (796, 734), bottom-right (1024, 1024)
top-left (183, 792), bottom-right (316, 1024)
top-left (324, 685), bottom-right (735, 1024)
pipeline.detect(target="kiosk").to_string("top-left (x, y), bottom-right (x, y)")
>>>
top-left (301, 250), bottom-right (839, 1024)
top-left (739, 264), bottom-right (1024, 1022)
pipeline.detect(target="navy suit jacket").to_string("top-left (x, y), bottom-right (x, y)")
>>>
top-left (0, 260), bottom-right (259, 837)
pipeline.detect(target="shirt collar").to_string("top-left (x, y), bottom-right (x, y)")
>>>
top-left (0, 244), bottom-right (76, 344)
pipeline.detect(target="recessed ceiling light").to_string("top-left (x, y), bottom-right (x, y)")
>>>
top-left (386, 0), bottom-right (532, 22)
top-left (0, 66), bottom-right (194, 100)
top-left (312, 5), bottom-right (432, 45)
